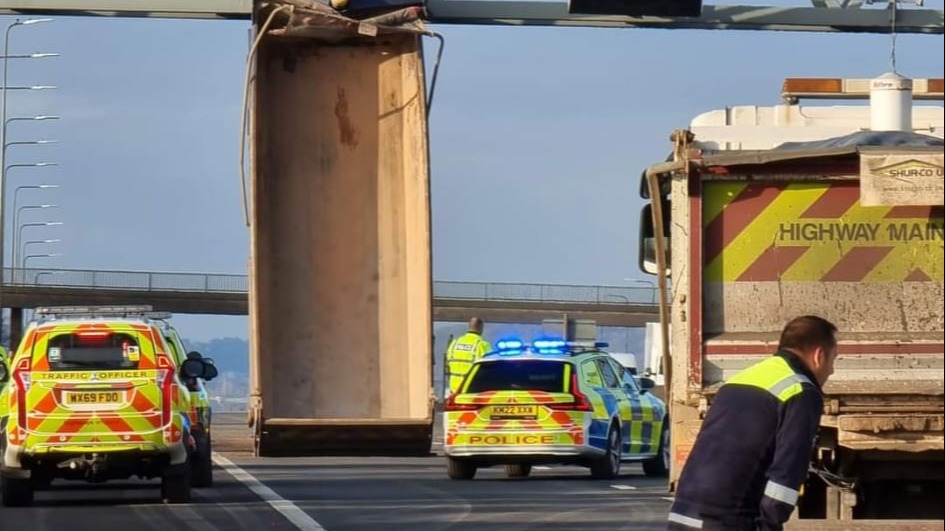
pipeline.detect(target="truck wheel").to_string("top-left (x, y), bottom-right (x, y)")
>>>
top-left (590, 424), bottom-right (622, 479)
top-left (643, 419), bottom-right (670, 477)
top-left (505, 464), bottom-right (532, 478)
top-left (162, 465), bottom-right (192, 504)
top-left (1, 475), bottom-right (34, 507)
top-left (191, 432), bottom-right (214, 488)
top-left (447, 458), bottom-right (477, 480)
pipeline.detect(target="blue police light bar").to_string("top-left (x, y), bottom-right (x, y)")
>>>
top-left (567, 0), bottom-right (702, 17)
top-left (496, 339), bottom-right (525, 351)
top-left (533, 339), bottom-right (567, 350)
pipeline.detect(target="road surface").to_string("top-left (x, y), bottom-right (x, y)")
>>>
top-left (0, 413), bottom-right (673, 530)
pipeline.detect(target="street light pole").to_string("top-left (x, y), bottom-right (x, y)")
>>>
top-left (11, 183), bottom-right (58, 266)
top-left (14, 203), bottom-right (58, 268)
top-left (0, 145), bottom-right (57, 268)
top-left (23, 252), bottom-right (61, 268)
top-left (21, 238), bottom-right (59, 261)
top-left (5, 115), bottom-right (60, 128)
top-left (0, 17), bottom-right (54, 330)
top-left (17, 221), bottom-right (62, 267)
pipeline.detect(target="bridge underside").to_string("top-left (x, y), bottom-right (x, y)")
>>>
top-left (1, 0), bottom-right (943, 34)
top-left (4, 286), bottom-right (656, 325)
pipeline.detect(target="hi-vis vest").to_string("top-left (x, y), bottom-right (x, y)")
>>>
top-left (725, 355), bottom-right (811, 403)
top-left (667, 354), bottom-right (818, 530)
top-left (446, 333), bottom-right (491, 394)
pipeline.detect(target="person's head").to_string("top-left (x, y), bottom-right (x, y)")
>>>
top-left (468, 317), bottom-right (484, 335)
top-left (778, 315), bottom-right (839, 387)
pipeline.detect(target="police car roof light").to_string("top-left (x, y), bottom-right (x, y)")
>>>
top-left (496, 339), bottom-right (524, 351)
top-left (35, 305), bottom-right (155, 316)
top-left (532, 339), bottom-right (567, 350)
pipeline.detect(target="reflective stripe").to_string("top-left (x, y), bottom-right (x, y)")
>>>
top-left (767, 373), bottom-right (811, 401)
top-left (725, 356), bottom-right (813, 403)
top-left (764, 480), bottom-right (800, 506)
top-left (668, 512), bottom-right (703, 529)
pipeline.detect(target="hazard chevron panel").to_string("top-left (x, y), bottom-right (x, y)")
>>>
top-left (704, 181), bottom-right (944, 283)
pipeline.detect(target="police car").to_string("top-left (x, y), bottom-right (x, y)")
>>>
top-left (443, 339), bottom-right (669, 480)
top-left (0, 306), bottom-right (205, 506)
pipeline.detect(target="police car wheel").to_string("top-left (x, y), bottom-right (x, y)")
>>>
top-left (1, 475), bottom-right (34, 507)
top-left (447, 458), bottom-right (477, 480)
top-left (590, 425), bottom-right (621, 479)
top-left (504, 464), bottom-right (532, 478)
top-left (191, 432), bottom-right (214, 488)
top-left (643, 420), bottom-right (670, 478)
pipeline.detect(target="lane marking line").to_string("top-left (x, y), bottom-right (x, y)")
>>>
top-left (610, 485), bottom-right (637, 490)
top-left (213, 452), bottom-right (328, 531)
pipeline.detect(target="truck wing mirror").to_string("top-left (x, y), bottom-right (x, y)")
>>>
top-left (639, 202), bottom-right (671, 276)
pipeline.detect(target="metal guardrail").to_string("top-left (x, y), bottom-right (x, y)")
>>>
top-left (2, 267), bottom-right (662, 306)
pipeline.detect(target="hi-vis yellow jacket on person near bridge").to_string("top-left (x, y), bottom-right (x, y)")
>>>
top-left (446, 331), bottom-right (492, 396)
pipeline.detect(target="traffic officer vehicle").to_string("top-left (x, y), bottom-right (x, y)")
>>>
top-left (148, 312), bottom-right (219, 487)
top-left (443, 338), bottom-right (669, 480)
top-left (0, 305), bottom-right (207, 507)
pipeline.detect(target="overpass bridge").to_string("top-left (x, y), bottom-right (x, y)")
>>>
top-left (2, 267), bottom-right (661, 327)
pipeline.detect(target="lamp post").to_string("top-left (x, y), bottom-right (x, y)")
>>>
top-left (0, 17), bottom-right (55, 321)
top-left (21, 238), bottom-right (59, 258)
top-left (34, 270), bottom-right (63, 284)
top-left (14, 202), bottom-right (58, 264)
top-left (12, 182), bottom-right (58, 256)
top-left (23, 252), bottom-right (61, 268)
top-left (623, 277), bottom-right (658, 303)
top-left (0, 143), bottom-right (57, 290)
top-left (6, 115), bottom-right (59, 128)
top-left (16, 221), bottom-right (62, 267)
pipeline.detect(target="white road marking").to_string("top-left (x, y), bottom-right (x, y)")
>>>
top-left (533, 466), bottom-right (552, 470)
top-left (213, 453), bottom-right (328, 531)
top-left (662, 496), bottom-right (675, 501)
top-left (610, 485), bottom-right (637, 490)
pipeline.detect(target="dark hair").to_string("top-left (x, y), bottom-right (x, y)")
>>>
top-left (778, 315), bottom-right (838, 355)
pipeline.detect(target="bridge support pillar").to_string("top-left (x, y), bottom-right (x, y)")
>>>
top-left (9, 307), bottom-right (23, 352)
top-left (248, 4), bottom-right (433, 456)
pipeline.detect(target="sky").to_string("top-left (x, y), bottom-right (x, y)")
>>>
top-left (1, 3), bottom-right (942, 341)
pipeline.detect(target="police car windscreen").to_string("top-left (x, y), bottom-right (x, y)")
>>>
top-left (465, 360), bottom-right (566, 393)
top-left (45, 332), bottom-right (142, 371)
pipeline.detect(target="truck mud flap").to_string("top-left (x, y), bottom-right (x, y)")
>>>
top-left (258, 418), bottom-right (433, 457)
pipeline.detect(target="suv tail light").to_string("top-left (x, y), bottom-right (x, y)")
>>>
top-left (156, 354), bottom-right (176, 427)
top-left (549, 373), bottom-right (593, 411)
top-left (444, 392), bottom-right (479, 411)
top-left (12, 357), bottom-right (32, 434)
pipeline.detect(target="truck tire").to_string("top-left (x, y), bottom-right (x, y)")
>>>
top-left (447, 458), bottom-right (477, 480)
top-left (191, 431), bottom-right (214, 488)
top-left (162, 464), bottom-right (192, 504)
top-left (590, 424), bottom-right (622, 479)
top-left (505, 464), bottom-right (532, 478)
top-left (1, 475), bottom-right (34, 507)
top-left (643, 419), bottom-right (670, 477)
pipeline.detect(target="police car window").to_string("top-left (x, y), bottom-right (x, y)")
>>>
top-left (582, 360), bottom-right (604, 387)
top-left (465, 360), bottom-right (566, 393)
top-left (596, 358), bottom-right (621, 389)
top-left (45, 332), bottom-right (142, 371)
top-left (164, 334), bottom-right (183, 364)
top-left (616, 362), bottom-right (640, 393)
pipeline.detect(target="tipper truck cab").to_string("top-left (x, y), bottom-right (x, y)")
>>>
top-left (638, 74), bottom-right (944, 527)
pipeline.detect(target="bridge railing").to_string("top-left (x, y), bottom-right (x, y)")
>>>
top-left (433, 280), bottom-right (660, 305)
top-left (3, 267), bottom-right (662, 305)
top-left (3, 267), bottom-right (248, 293)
